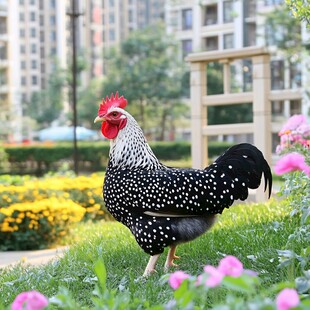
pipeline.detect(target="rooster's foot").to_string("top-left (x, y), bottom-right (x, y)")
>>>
top-left (164, 245), bottom-right (180, 271)
top-left (143, 254), bottom-right (160, 277)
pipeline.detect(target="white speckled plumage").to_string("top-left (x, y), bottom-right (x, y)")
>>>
top-left (96, 95), bottom-right (272, 275)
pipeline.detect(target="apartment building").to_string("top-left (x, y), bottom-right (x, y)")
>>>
top-left (0, 0), bottom-right (165, 141)
top-left (165, 0), bottom-right (310, 147)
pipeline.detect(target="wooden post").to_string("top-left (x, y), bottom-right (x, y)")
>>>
top-left (252, 54), bottom-right (272, 201)
top-left (190, 62), bottom-right (207, 169)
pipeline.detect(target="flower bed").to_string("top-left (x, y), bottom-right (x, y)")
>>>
top-left (0, 173), bottom-right (112, 250)
top-left (0, 198), bottom-right (85, 250)
top-left (0, 174), bottom-right (107, 219)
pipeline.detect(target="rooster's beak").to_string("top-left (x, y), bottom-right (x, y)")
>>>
top-left (94, 116), bottom-right (106, 123)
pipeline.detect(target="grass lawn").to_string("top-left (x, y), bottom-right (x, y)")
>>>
top-left (0, 199), bottom-right (302, 308)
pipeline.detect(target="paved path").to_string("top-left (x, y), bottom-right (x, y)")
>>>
top-left (0, 246), bottom-right (69, 268)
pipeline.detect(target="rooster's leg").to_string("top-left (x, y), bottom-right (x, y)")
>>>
top-left (143, 254), bottom-right (160, 277)
top-left (164, 245), bottom-right (180, 270)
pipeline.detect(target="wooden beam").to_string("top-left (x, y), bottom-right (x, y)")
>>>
top-left (186, 46), bottom-right (269, 63)
top-left (202, 92), bottom-right (253, 106)
top-left (269, 89), bottom-right (303, 101)
top-left (202, 123), bottom-right (254, 136)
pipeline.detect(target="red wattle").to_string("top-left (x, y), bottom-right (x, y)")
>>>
top-left (101, 122), bottom-right (119, 139)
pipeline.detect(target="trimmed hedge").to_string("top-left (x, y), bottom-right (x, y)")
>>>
top-left (2, 141), bottom-right (233, 175)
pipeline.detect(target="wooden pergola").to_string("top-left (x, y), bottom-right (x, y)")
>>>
top-left (187, 46), bottom-right (272, 201)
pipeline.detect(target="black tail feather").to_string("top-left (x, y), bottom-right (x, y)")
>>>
top-left (213, 143), bottom-right (272, 198)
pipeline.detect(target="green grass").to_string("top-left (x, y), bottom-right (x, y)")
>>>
top-left (0, 199), bottom-right (302, 308)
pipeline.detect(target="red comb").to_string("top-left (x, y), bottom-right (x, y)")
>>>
top-left (98, 92), bottom-right (127, 116)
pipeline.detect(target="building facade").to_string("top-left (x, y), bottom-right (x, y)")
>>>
top-left (0, 0), bottom-right (165, 141)
top-left (1, 0), bottom-right (309, 142)
top-left (165, 0), bottom-right (310, 148)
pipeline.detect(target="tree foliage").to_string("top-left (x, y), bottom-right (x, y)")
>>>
top-left (26, 62), bottom-right (66, 127)
top-left (264, 4), bottom-right (304, 55)
top-left (285, 0), bottom-right (310, 27)
top-left (101, 23), bottom-right (189, 140)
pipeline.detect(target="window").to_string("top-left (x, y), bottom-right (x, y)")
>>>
top-left (40, 15), bottom-right (44, 26)
top-left (31, 43), bottom-right (36, 54)
top-left (204, 4), bottom-right (217, 26)
top-left (50, 15), bottom-right (56, 25)
top-left (182, 9), bottom-right (192, 30)
top-left (19, 0), bottom-right (24, 4)
top-left (290, 100), bottom-right (301, 115)
top-left (109, 0), bottom-right (114, 6)
top-left (244, 0), bottom-right (256, 18)
top-left (31, 28), bottom-right (36, 37)
top-left (271, 60), bottom-right (284, 90)
top-left (21, 61), bottom-right (26, 69)
top-left (244, 23), bottom-right (256, 47)
top-left (109, 29), bottom-right (115, 41)
top-left (32, 75), bottom-right (37, 85)
top-left (19, 12), bottom-right (24, 21)
top-left (50, 47), bottom-right (56, 55)
top-left (0, 44), bottom-right (7, 60)
top-left (181, 39), bottom-right (192, 58)
top-left (20, 45), bottom-right (26, 53)
top-left (205, 36), bottom-right (218, 51)
top-left (223, 1), bottom-right (234, 23)
top-left (30, 12), bottom-right (36, 21)
top-left (0, 20), bottom-right (6, 35)
top-left (50, 0), bottom-right (56, 9)
top-left (40, 30), bottom-right (44, 42)
top-left (31, 60), bottom-right (37, 69)
top-left (50, 31), bottom-right (56, 41)
top-left (223, 33), bottom-right (234, 49)
top-left (20, 29), bottom-right (25, 37)
top-left (21, 76), bottom-right (26, 86)
top-left (30, 0), bottom-right (36, 4)
top-left (290, 62), bottom-right (302, 88)
top-left (109, 13), bottom-right (114, 23)
top-left (128, 10), bottom-right (133, 22)
top-left (264, 0), bottom-right (282, 5)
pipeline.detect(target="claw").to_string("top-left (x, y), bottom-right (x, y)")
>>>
top-left (143, 254), bottom-right (160, 277)
top-left (164, 245), bottom-right (180, 271)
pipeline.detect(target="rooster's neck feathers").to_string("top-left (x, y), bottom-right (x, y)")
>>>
top-left (108, 112), bottom-right (163, 170)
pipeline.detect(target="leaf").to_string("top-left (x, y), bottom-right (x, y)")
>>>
top-left (94, 259), bottom-right (107, 293)
top-left (222, 276), bottom-right (255, 294)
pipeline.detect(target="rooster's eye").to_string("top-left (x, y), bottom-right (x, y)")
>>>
top-left (112, 112), bottom-right (118, 117)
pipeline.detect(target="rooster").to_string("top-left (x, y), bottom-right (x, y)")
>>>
top-left (94, 92), bottom-right (272, 276)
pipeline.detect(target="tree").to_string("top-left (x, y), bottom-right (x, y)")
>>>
top-left (285, 0), bottom-right (310, 26)
top-left (77, 79), bottom-right (104, 128)
top-left (102, 23), bottom-right (188, 140)
top-left (26, 62), bottom-right (66, 127)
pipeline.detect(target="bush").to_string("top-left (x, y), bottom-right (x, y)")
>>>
top-left (0, 174), bottom-right (108, 220)
top-left (0, 146), bottom-right (8, 171)
top-left (2, 141), bottom-right (233, 175)
top-left (0, 198), bottom-right (85, 250)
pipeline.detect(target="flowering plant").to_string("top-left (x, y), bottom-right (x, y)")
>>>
top-left (11, 291), bottom-right (48, 310)
top-left (166, 256), bottom-right (307, 310)
top-left (275, 114), bottom-right (310, 176)
top-left (274, 115), bottom-right (310, 297)
top-left (10, 257), bottom-right (309, 310)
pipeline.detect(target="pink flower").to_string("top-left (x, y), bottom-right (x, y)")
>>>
top-left (276, 288), bottom-right (300, 310)
top-left (11, 291), bottom-right (48, 310)
top-left (274, 152), bottom-right (310, 177)
top-left (168, 271), bottom-right (190, 290)
top-left (279, 114), bottom-right (307, 135)
top-left (203, 265), bottom-right (224, 287)
top-left (218, 255), bottom-right (244, 277)
top-left (295, 123), bottom-right (310, 137)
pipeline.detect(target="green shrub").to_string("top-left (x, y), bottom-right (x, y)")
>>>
top-left (3, 141), bottom-right (233, 175)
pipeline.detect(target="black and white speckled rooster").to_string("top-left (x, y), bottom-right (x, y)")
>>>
top-left (94, 92), bottom-right (272, 276)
